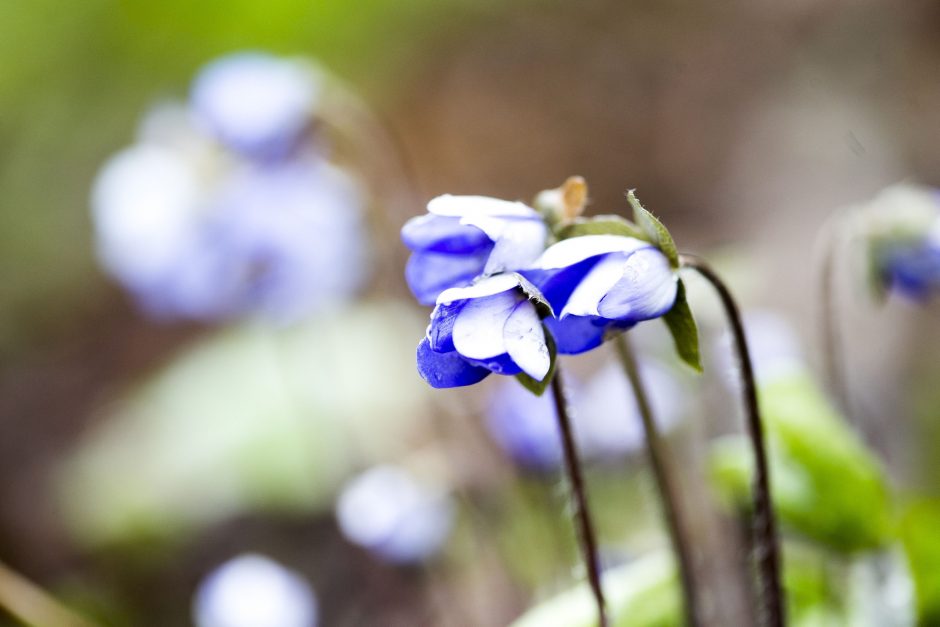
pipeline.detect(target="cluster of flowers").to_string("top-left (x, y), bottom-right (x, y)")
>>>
top-left (402, 184), bottom-right (682, 389)
top-left (856, 183), bottom-right (940, 301)
top-left (91, 52), bottom-right (369, 321)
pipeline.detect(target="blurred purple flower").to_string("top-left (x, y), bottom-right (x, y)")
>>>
top-left (401, 195), bottom-right (548, 305)
top-left (859, 184), bottom-right (940, 301)
top-left (193, 554), bottom-right (318, 627)
top-left (191, 52), bottom-right (322, 159)
top-left (486, 360), bottom-right (683, 472)
top-left (417, 274), bottom-right (551, 388)
top-left (91, 53), bottom-right (369, 322)
top-left (523, 235), bottom-right (678, 354)
top-left (336, 465), bottom-right (454, 564)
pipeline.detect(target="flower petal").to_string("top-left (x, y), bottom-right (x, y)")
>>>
top-left (436, 273), bottom-right (521, 305)
top-left (463, 352), bottom-right (522, 376)
top-left (532, 235), bottom-right (651, 270)
top-left (482, 218), bottom-right (548, 275)
top-left (544, 315), bottom-right (626, 355)
top-left (427, 195), bottom-right (537, 220)
top-left (561, 253), bottom-right (631, 318)
top-left (425, 301), bottom-right (463, 353)
top-left (503, 300), bottom-right (550, 380)
top-left (401, 214), bottom-right (491, 254)
top-left (597, 247), bottom-right (678, 320)
top-left (416, 339), bottom-right (490, 388)
top-left (452, 290), bottom-right (521, 360)
top-left (405, 250), bottom-right (489, 306)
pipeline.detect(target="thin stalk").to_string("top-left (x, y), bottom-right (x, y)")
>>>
top-left (550, 368), bottom-right (609, 627)
top-left (678, 254), bottom-right (785, 627)
top-left (614, 334), bottom-right (702, 627)
top-left (818, 214), bottom-right (850, 413)
top-left (0, 561), bottom-right (97, 627)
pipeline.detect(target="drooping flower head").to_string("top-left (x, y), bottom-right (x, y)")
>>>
top-left (401, 195), bottom-right (548, 305)
top-left (523, 235), bottom-right (678, 354)
top-left (418, 273), bottom-right (553, 388)
top-left (91, 52), bottom-right (369, 322)
top-left (855, 183), bottom-right (940, 301)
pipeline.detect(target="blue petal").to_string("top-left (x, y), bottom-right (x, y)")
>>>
top-left (596, 248), bottom-right (678, 321)
top-left (521, 255), bottom-right (604, 314)
top-left (883, 244), bottom-right (940, 300)
top-left (545, 314), bottom-right (635, 355)
top-left (426, 301), bottom-right (464, 353)
top-left (416, 338), bottom-right (490, 388)
top-left (405, 249), bottom-right (490, 306)
top-left (401, 214), bottom-right (491, 254)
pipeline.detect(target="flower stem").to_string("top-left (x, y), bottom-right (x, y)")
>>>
top-left (0, 561), bottom-right (97, 627)
top-left (613, 333), bottom-right (702, 627)
top-left (550, 368), bottom-right (609, 627)
top-left (818, 216), bottom-right (850, 414)
top-left (678, 254), bottom-right (786, 627)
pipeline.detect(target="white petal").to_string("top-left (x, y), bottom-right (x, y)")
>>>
top-left (437, 273), bottom-right (521, 305)
top-left (596, 248), bottom-right (678, 320)
top-left (560, 254), bottom-right (628, 318)
top-left (533, 235), bottom-right (650, 270)
top-left (483, 219), bottom-right (548, 274)
top-left (452, 290), bottom-right (521, 360)
top-left (427, 194), bottom-right (537, 219)
top-left (503, 301), bottom-right (550, 380)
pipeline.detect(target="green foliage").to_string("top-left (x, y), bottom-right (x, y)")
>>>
top-left (626, 190), bottom-right (679, 269)
top-left (899, 499), bottom-right (940, 625)
top-left (660, 280), bottom-right (702, 372)
top-left (709, 371), bottom-right (892, 554)
top-left (515, 330), bottom-right (557, 396)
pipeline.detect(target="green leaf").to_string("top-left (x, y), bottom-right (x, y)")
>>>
top-left (515, 330), bottom-right (557, 397)
top-left (556, 215), bottom-right (648, 241)
top-left (514, 272), bottom-right (555, 318)
top-left (900, 499), bottom-right (940, 625)
top-left (626, 190), bottom-right (679, 268)
top-left (661, 280), bottom-right (702, 372)
top-left (510, 550), bottom-right (680, 627)
top-left (708, 370), bottom-right (892, 554)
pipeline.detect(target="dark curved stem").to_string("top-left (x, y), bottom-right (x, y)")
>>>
top-left (550, 368), bottom-right (609, 627)
top-left (679, 254), bottom-right (785, 627)
top-left (614, 334), bottom-right (702, 627)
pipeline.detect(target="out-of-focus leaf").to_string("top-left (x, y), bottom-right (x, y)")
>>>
top-left (661, 280), bottom-right (702, 372)
top-left (510, 551), bottom-right (681, 627)
top-left (55, 302), bottom-right (430, 547)
top-left (899, 499), bottom-right (940, 625)
top-left (708, 371), bottom-right (892, 554)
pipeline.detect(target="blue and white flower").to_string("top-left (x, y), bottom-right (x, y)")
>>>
top-left (401, 195), bottom-right (548, 305)
top-left (336, 465), bottom-right (454, 564)
top-left (523, 235), bottom-right (678, 354)
top-left (191, 52), bottom-right (322, 159)
top-left (417, 274), bottom-right (552, 388)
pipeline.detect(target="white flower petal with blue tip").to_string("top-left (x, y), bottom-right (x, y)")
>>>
top-left (597, 247), bottom-right (678, 320)
top-left (532, 234), bottom-right (651, 270)
top-left (503, 300), bottom-right (550, 380)
top-left (452, 290), bottom-right (521, 360)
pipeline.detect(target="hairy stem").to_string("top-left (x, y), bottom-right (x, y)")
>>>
top-left (679, 254), bottom-right (785, 627)
top-left (550, 368), bottom-right (609, 627)
top-left (614, 334), bottom-right (702, 627)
